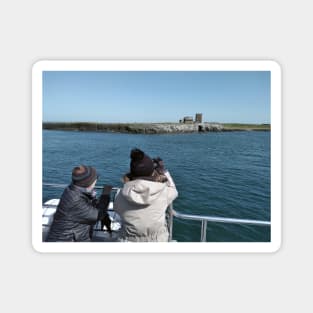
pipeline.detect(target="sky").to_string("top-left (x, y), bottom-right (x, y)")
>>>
top-left (43, 71), bottom-right (270, 124)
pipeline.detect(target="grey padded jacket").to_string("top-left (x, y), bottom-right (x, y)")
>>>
top-left (46, 184), bottom-right (109, 242)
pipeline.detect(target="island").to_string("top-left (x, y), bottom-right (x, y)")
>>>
top-left (42, 122), bottom-right (270, 134)
top-left (43, 113), bottom-right (270, 133)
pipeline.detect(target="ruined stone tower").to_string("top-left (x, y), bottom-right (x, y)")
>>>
top-left (195, 113), bottom-right (203, 123)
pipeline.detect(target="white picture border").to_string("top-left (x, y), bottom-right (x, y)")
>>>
top-left (32, 60), bottom-right (281, 253)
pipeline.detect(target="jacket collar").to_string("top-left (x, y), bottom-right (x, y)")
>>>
top-left (70, 183), bottom-right (96, 198)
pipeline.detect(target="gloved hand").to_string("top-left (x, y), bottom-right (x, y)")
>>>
top-left (153, 157), bottom-right (166, 175)
top-left (100, 213), bottom-right (112, 233)
top-left (102, 184), bottom-right (113, 195)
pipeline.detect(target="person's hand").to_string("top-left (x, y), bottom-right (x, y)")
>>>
top-left (102, 184), bottom-right (113, 195)
top-left (101, 213), bottom-right (112, 233)
top-left (153, 157), bottom-right (166, 174)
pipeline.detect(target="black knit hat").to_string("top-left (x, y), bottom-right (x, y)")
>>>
top-left (72, 165), bottom-right (98, 187)
top-left (130, 148), bottom-right (154, 177)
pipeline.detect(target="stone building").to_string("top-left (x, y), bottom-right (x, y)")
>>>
top-left (179, 113), bottom-right (203, 124)
top-left (195, 113), bottom-right (203, 123)
top-left (183, 116), bottom-right (194, 124)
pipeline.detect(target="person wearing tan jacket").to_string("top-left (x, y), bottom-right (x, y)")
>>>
top-left (114, 148), bottom-right (178, 242)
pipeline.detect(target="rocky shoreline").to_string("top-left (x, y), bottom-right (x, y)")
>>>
top-left (43, 122), bottom-right (270, 134)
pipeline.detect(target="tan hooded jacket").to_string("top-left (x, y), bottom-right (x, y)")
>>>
top-left (113, 171), bottom-right (178, 242)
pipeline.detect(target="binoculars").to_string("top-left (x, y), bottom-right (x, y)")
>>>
top-left (152, 157), bottom-right (163, 169)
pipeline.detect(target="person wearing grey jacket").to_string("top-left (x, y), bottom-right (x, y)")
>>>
top-left (114, 148), bottom-right (178, 242)
top-left (46, 165), bottom-right (112, 242)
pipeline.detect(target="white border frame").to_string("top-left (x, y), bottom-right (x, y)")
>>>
top-left (32, 60), bottom-right (281, 253)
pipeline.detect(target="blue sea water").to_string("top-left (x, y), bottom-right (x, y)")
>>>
top-left (43, 130), bottom-right (271, 242)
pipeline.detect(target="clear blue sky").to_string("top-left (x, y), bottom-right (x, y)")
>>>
top-left (43, 71), bottom-right (270, 124)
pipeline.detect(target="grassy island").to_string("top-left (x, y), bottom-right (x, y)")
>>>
top-left (43, 122), bottom-right (270, 134)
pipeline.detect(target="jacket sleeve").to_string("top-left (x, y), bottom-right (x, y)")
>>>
top-left (71, 199), bottom-right (100, 224)
top-left (72, 193), bottom-right (111, 224)
top-left (164, 171), bottom-right (178, 205)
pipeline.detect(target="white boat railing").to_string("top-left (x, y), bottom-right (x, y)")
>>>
top-left (43, 183), bottom-right (120, 191)
top-left (167, 203), bottom-right (271, 242)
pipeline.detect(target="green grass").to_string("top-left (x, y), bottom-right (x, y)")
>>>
top-left (222, 123), bottom-right (270, 131)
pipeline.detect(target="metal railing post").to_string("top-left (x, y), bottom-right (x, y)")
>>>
top-left (200, 220), bottom-right (207, 242)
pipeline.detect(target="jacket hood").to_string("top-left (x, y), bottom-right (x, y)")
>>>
top-left (121, 179), bottom-right (166, 205)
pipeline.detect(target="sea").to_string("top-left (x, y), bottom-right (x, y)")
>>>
top-left (43, 130), bottom-right (271, 242)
